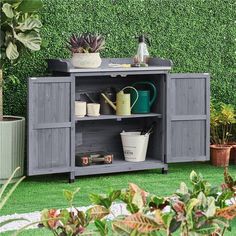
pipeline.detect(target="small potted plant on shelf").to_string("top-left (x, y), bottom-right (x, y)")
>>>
top-left (210, 102), bottom-right (236, 167)
top-left (67, 33), bottom-right (105, 68)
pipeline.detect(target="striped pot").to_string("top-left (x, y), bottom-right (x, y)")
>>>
top-left (0, 116), bottom-right (25, 183)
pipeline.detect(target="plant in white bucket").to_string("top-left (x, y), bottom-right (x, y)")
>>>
top-left (67, 33), bottom-right (105, 68)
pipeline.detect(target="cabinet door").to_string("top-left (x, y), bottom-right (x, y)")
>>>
top-left (28, 77), bottom-right (75, 175)
top-left (166, 73), bottom-right (210, 163)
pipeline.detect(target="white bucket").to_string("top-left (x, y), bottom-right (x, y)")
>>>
top-left (120, 131), bottom-right (150, 162)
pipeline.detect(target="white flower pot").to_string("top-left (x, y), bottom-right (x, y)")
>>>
top-left (71, 53), bottom-right (102, 68)
top-left (0, 116), bottom-right (25, 183)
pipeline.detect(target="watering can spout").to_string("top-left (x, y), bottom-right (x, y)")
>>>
top-left (101, 93), bottom-right (116, 111)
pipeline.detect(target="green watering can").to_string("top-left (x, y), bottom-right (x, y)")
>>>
top-left (101, 86), bottom-right (139, 116)
top-left (131, 81), bottom-right (157, 114)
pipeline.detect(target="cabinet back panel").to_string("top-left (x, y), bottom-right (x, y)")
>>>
top-left (75, 118), bottom-right (162, 161)
top-left (75, 74), bottom-right (165, 114)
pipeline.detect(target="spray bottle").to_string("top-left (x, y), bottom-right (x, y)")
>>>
top-left (134, 35), bottom-right (150, 66)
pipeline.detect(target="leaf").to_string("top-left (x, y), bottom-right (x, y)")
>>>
top-left (216, 204), bottom-right (236, 220)
top-left (86, 205), bottom-right (110, 221)
top-left (120, 212), bottom-right (161, 233)
top-left (89, 193), bottom-right (112, 209)
top-left (151, 196), bottom-right (165, 206)
top-left (15, 31), bottom-right (41, 51)
top-left (2, 3), bottom-right (14, 18)
top-left (129, 183), bottom-right (148, 205)
top-left (0, 218), bottom-right (29, 228)
top-left (94, 219), bottom-right (108, 236)
top-left (169, 219), bottom-right (181, 233)
top-left (197, 192), bottom-right (207, 207)
top-left (190, 171), bottom-right (199, 184)
top-left (0, 169), bottom-right (25, 210)
top-left (112, 218), bottom-right (132, 236)
top-left (40, 209), bottom-right (50, 227)
top-left (132, 191), bottom-right (145, 210)
top-left (60, 209), bottom-right (70, 225)
top-left (109, 190), bottom-right (121, 202)
top-left (16, 17), bottom-right (42, 32)
top-left (63, 190), bottom-right (74, 203)
top-left (194, 223), bottom-right (219, 234)
top-left (5, 41), bottom-right (19, 61)
top-left (205, 197), bottom-right (216, 218)
top-left (186, 198), bottom-right (199, 229)
top-left (16, 0), bottom-right (43, 13)
top-left (127, 203), bottom-right (139, 214)
top-left (176, 182), bottom-right (189, 195)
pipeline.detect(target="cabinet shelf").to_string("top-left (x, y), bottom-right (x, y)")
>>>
top-left (75, 113), bottom-right (162, 121)
top-left (74, 159), bottom-right (167, 176)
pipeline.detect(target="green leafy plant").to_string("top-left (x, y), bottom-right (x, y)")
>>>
top-left (41, 170), bottom-right (236, 236)
top-left (0, 0), bottom-right (43, 120)
top-left (1, 0), bottom-right (43, 61)
top-left (41, 188), bottom-right (112, 236)
top-left (210, 103), bottom-right (236, 144)
top-left (0, 167), bottom-right (27, 229)
top-left (67, 33), bottom-right (105, 53)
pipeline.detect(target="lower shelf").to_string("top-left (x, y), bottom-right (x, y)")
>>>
top-left (74, 159), bottom-right (167, 176)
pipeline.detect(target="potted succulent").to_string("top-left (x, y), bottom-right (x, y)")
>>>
top-left (0, 0), bottom-right (42, 182)
top-left (67, 33), bottom-right (105, 68)
top-left (210, 103), bottom-right (236, 167)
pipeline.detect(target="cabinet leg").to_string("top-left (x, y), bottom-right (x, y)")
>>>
top-left (161, 168), bottom-right (168, 174)
top-left (69, 172), bottom-right (75, 183)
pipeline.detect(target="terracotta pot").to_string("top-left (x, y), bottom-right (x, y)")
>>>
top-left (71, 52), bottom-right (102, 68)
top-left (210, 144), bottom-right (232, 167)
top-left (228, 142), bottom-right (236, 164)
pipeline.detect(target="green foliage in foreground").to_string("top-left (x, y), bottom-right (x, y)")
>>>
top-left (3, 0), bottom-right (236, 118)
top-left (2, 163), bottom-right (236, 235)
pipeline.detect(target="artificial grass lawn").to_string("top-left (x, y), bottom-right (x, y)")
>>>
top-left (1, 163), bottom-right (236, 235)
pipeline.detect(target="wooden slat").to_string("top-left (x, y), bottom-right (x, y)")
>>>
top-left (34, 122), bottom-right (71, 129)
top-left (75, 113), bottom-right (162, 121)
top-left (29, 77), bottom-right (72, 83)
top-left (74, 159), bottom-right (167, 176)
top-left (171, 115), bottom-right (207, 121)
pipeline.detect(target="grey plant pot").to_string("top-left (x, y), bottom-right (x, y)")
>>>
top-left (0, 116), bottom-right (25, 183)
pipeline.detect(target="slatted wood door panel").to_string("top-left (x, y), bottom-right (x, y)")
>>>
top-left (28, 77), bottom-right (74, 175)
top-left (166, 73), bottom-right (210, 163)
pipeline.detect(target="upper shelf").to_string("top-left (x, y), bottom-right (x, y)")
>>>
top-left (47, 57), bottom-right (173, 76)
top-left (75, 113), bottom-right (162, 121)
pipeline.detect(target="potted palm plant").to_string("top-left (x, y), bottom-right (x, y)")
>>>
top-left (0, 0), bottom-right (43, 182)
top-left (67, 33), bottom-right (105, 68)
top-left (210, 103), bottom-right (236, 167)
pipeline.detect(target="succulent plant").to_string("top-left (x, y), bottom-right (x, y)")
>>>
top-left (67, 33), bottom-right (105, 53)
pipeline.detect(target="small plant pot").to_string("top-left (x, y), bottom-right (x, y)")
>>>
top-left (71, 53), bottom-right (102, 68)
top-left (228, 142), bottom-right (236, 164)
top-left (210, 144), bottom-right (232, 167)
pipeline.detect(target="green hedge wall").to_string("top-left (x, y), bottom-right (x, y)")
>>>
top-left (3, 0), bottom-right (236, 117)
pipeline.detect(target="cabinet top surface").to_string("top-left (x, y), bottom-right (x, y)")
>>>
top-left (47, 57), bottom-right (173, 74)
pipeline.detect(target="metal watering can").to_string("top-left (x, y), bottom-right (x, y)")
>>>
top-left (101, 86), bottom-right (139, 116)
top-left (131, 81), bottom-right (157, 114)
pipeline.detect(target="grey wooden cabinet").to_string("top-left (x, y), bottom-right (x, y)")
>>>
top-left (27, 58), bottom-right (210, 182)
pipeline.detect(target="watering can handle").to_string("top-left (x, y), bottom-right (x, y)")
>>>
top-left (121, 86), bottom-right (139, 109)
top-left (132, 81), bottom-right (157, 106)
